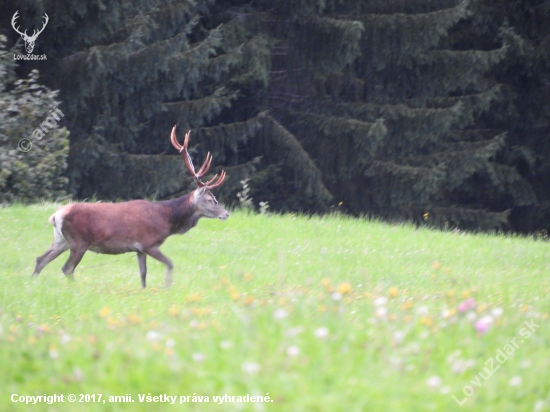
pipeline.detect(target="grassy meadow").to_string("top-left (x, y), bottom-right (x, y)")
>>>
top-left (0, 203), bottom-right (549, 411)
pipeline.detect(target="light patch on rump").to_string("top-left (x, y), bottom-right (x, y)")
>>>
top-left (50, 209), bottom-right (69, 249)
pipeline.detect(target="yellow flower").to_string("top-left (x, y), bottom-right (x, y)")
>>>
top-left (151, 342), bottom-right (162, 352)
top-left (446, 290), bottom-right (455, 298)
top-left (337, 282), bottom-right (352, 295)
top-left (244, 273), bottom-right (254, 282)
top-left (242, 296), bottom-right (255, 306)
top-left (321, 278), bottom-right (331, 286)
top-left (388, 287), bottom-right (399, 297)
top-left (28, 336), bottom-right (37, 345)
top-left (476, 304), bottom-right (488, 313)
top-left (401, 300), bottom-right (414, 310)
top-left (186, 294), bottom-right (201, 303)
top-left (432, 261), bottom-right (441, 270)
top-left (462, 290), bottom-right (470, 298)
top-left (420, 317), bottom-right (433, 326)
top-left (168, 305), bottom-right (180, 317)
top-left (128, 314), bottom-right (140, 324)
top-left (99, 307), bottom-right (110, 318)
top-left (220, 277), bottom-right (229, 285)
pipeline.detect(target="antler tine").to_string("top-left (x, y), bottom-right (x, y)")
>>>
top-left (205, 170), bottom-right (226, 190)
top-left (170, 125), bottom-right (183, 152)
top-left (195, 152), bottom-right (212, 178)
top-left (172, 126), bottom-right (198, 180)
top-left (171, 126), bottom-right (223, 188)
top-left (11, 11), bottom-right (25, 36)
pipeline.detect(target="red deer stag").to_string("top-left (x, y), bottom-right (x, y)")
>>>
top-left (32, 126), bottom-right (229, 288)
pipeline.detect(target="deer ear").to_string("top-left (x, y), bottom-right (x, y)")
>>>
top-left (194, 186), bottom-right (207, 200)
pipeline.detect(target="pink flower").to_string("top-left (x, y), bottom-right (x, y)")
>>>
top-left (474, 315), bottom-right (494, 335)
top-left (458, 298), bottom-right (476, 313)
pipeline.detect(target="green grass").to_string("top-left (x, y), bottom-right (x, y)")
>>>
top-left (1, 204), bottom-right (549, 411)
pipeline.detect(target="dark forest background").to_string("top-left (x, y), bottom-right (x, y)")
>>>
top-left (1, 0), bottom-right (549, 234)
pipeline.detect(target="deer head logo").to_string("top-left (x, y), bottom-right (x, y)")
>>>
top-left (11, 11), bottom-right (49, 54)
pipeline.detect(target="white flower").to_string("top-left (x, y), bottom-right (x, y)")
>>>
top-left (331, 292), bottom-right (342, 301)
top-left (242, 361), bottom-right (260, 374)
top-left (491, 307), bottom-right (504, 317)
top-left (192, 352), bottom-right (205, 362)
top-left (373, 296), bottom-right (388, 307)
top-left (393, 330), bottom-right (405, 344)
top-left (509, 376), bottom-right (522, 386)
top-left (286, 346), bottom-right (300, 357)
top-left (314, 327), bottom-right (329, 339)
top-left (519, 359), bottom-right (531, 369)
top-left (286, 326), bottom-right (305, 337)
top-left (273, 308), bottom-right (288, 320)
top-left (426, 376), bottom-right (442, 389)
top-left (416, 305), bottom-right (429, 315)
top-left (375, 307), bottom-right (388, 318)
top-left (73, 367), bottom-right (84, 381)
top-left (220, 340), bottom-right (232, 349)
top-left (165, 338), bottom-right (175, 348)
top-left (60, 333), bottom-right (72, 345)
top-left (146, 330), bottom-right (161, 342)
top-left (49, 349), bottom-right (59, 359)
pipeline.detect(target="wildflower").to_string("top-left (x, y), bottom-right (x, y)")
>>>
top-left (49, 346), bottom-right (59, 359)
top-left (244, 273), bottom-right (254, 281)
top-left (331, 292), bottom-right (342, 301)
top-left (416, 305), bottom-right (429, 315)
top-left (491, 307), bottom-right (503, 317)
top-left (220, 340), bottom-right (232, 349)
top-left (186, 294), bottom-right (201, 303)
top-left (375, 307), bottom-right (388, 319)
top-left (192, 353), bottom-right (205, 362)
top-left (168, 305), bottom-right (180, 316)
top-left (393, 330), bottom-right (405, 344)
top-left (474, 315), bottom-right (494, 335)
top-left (60, 334), bottom-right (72, 345)
top-left (373, 296), bottom-right (388, 307)
top-left (432, 261), bottom-right (441, 270)
top-left (242, 361), bottom-right (260, 375)
top-left (458, 298), bottom-right (476, 313)
top-left (166, 339), bottom-right (175, 348)
top-left (146, 330), bottom-right (161, 342)
top-left (388, 287), bottom-right (399, 297)
top-left (509, 376), bottom-right (522, 386)
top-left (336, 282), bottom-right (352, 295)
top-left (99, 307), bottom-right (110, 318)
top-left (286, 346), bottom-right (300, 357)
top-left (426, 376), bottom-right (442, 389)
top-left (519, 359), bottom-right (531, 369)
top-left (314, 327), bottom-right (329, 339)
top-left (286, 326), bottom-right (305, 337)
top-left (273, 308), bottom-right (288, 320)
top-left (73, 368), bottom-right (84, 382)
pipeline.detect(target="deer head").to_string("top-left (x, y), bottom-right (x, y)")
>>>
top-left (12, 11), bottom-right (49, 54)
top-left (171, 126), bottom-right (229, 220)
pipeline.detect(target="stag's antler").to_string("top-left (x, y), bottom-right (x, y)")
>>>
top-left (11, 11), bottom-right (49, 41)
top-left (11, 11), bottom-right (25, 37)
top-left (170, 126), bottom-right (226, 189)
